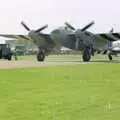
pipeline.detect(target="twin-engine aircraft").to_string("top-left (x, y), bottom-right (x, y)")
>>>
top-left (0, 21), bottom-right (120, 62)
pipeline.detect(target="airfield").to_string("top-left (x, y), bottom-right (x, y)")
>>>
top-left (0, 54), bottom-right (120, 120)
top-left (0, 54), bottom-right (120, 69)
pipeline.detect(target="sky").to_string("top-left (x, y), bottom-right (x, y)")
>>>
top-left (0, 0), bottom-right (120, 34)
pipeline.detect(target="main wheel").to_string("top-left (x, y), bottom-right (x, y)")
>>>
top-left (108, 53), bottom-right (112, 61)
top-left (82, 47), bottom-right (91, 62)
top-left (37, 51), bottom-right (45, 62)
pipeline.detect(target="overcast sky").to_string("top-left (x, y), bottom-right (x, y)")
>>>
top-left (0, 0), bottom-right (120, 34)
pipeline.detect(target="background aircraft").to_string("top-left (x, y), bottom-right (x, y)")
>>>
top-left (101, 28), bottom-right (120, 60)
top-left (0, 21), bottom-right (120, 62)
top-left (105, 40), bottom-right (120, 60)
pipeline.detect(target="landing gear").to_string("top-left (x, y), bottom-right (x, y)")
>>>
top-left (108, 53), bottom-right (112, 61)
top-left (82, 47), bottom-right (91, 62)
top-left (37, 49), bottom-right (45, 62)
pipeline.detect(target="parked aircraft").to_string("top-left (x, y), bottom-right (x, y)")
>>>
top-left (51, 21), bottom-right (120, 61)
top-left (102, 28), bottom-right (120, 60)
top-left (0, 21), bottom-right (120, 62)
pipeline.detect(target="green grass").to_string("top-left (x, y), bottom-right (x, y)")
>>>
top-left (0, 64), bottom-right (120, 120)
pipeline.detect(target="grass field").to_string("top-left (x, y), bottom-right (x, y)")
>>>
top-left (0, 63), bottom-right (120, 120)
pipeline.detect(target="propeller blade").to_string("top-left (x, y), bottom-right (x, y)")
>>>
top-left (81, 21), bottom-right (95, 31)
top-left (110, 27), bottom-right (114, 33)
top-left (35, 24), bottom-right (48, 33)
top-left (65, 22), bottom-right (76, 30)
top-left (21, 21), bottom-right (30, 31)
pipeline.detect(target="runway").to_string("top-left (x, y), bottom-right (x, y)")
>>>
top-left (0, 60), bottom-right (90, 69)
top-left (0, 55), bottom-right (119, 69)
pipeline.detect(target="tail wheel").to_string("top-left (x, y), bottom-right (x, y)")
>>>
top-left (108, 53), bottom-right (112, 61)
top-left (82, 47), bottom-right (91, 62)
top-left (37, 51), bottom-right (45, 62)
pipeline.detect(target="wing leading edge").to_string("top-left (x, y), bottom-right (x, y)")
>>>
top-left (95, 32), bottom-right (120, 41)
top-left (0, 34), bottom-right (30, 40)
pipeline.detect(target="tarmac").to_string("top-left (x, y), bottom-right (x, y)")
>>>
top-left (0, 60), bottom-right (89, 69)
top-left (0, 55), bottom-right (119, 69)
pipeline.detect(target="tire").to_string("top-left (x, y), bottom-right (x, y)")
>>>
top-left (108, 53), bottom-right (112, 61)
top-left (82, 47), bottom-right (91, 62)
top-left (37, 51), bottom-right (45, 62)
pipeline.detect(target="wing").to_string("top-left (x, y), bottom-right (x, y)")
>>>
top-left (95, 32), bottom-right (120, 41)
top-left (0, 34), bottom-right (30, 40)
top-left (0, 33), bottom-right (55, 45)
top-left (92, 32), bottom-right (120, 53)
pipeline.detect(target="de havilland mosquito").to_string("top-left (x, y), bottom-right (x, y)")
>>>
top-left (0, 21), bottom-right (120, 62)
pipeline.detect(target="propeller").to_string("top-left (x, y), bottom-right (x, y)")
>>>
top-left (65, 21), bottom-right (95, 31)
top-left (21, 21), bottom-right (48, 33)
top-left (35, 24), bottom-right (48, 33)
top-left (109, 27), bottom-right (114, 33)
top-left (65, 22), bottom-right (76, 30)
top-left (21, 21), bottom-right (30, 31)
top-left (81, 21), bottom-right (95, 31)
